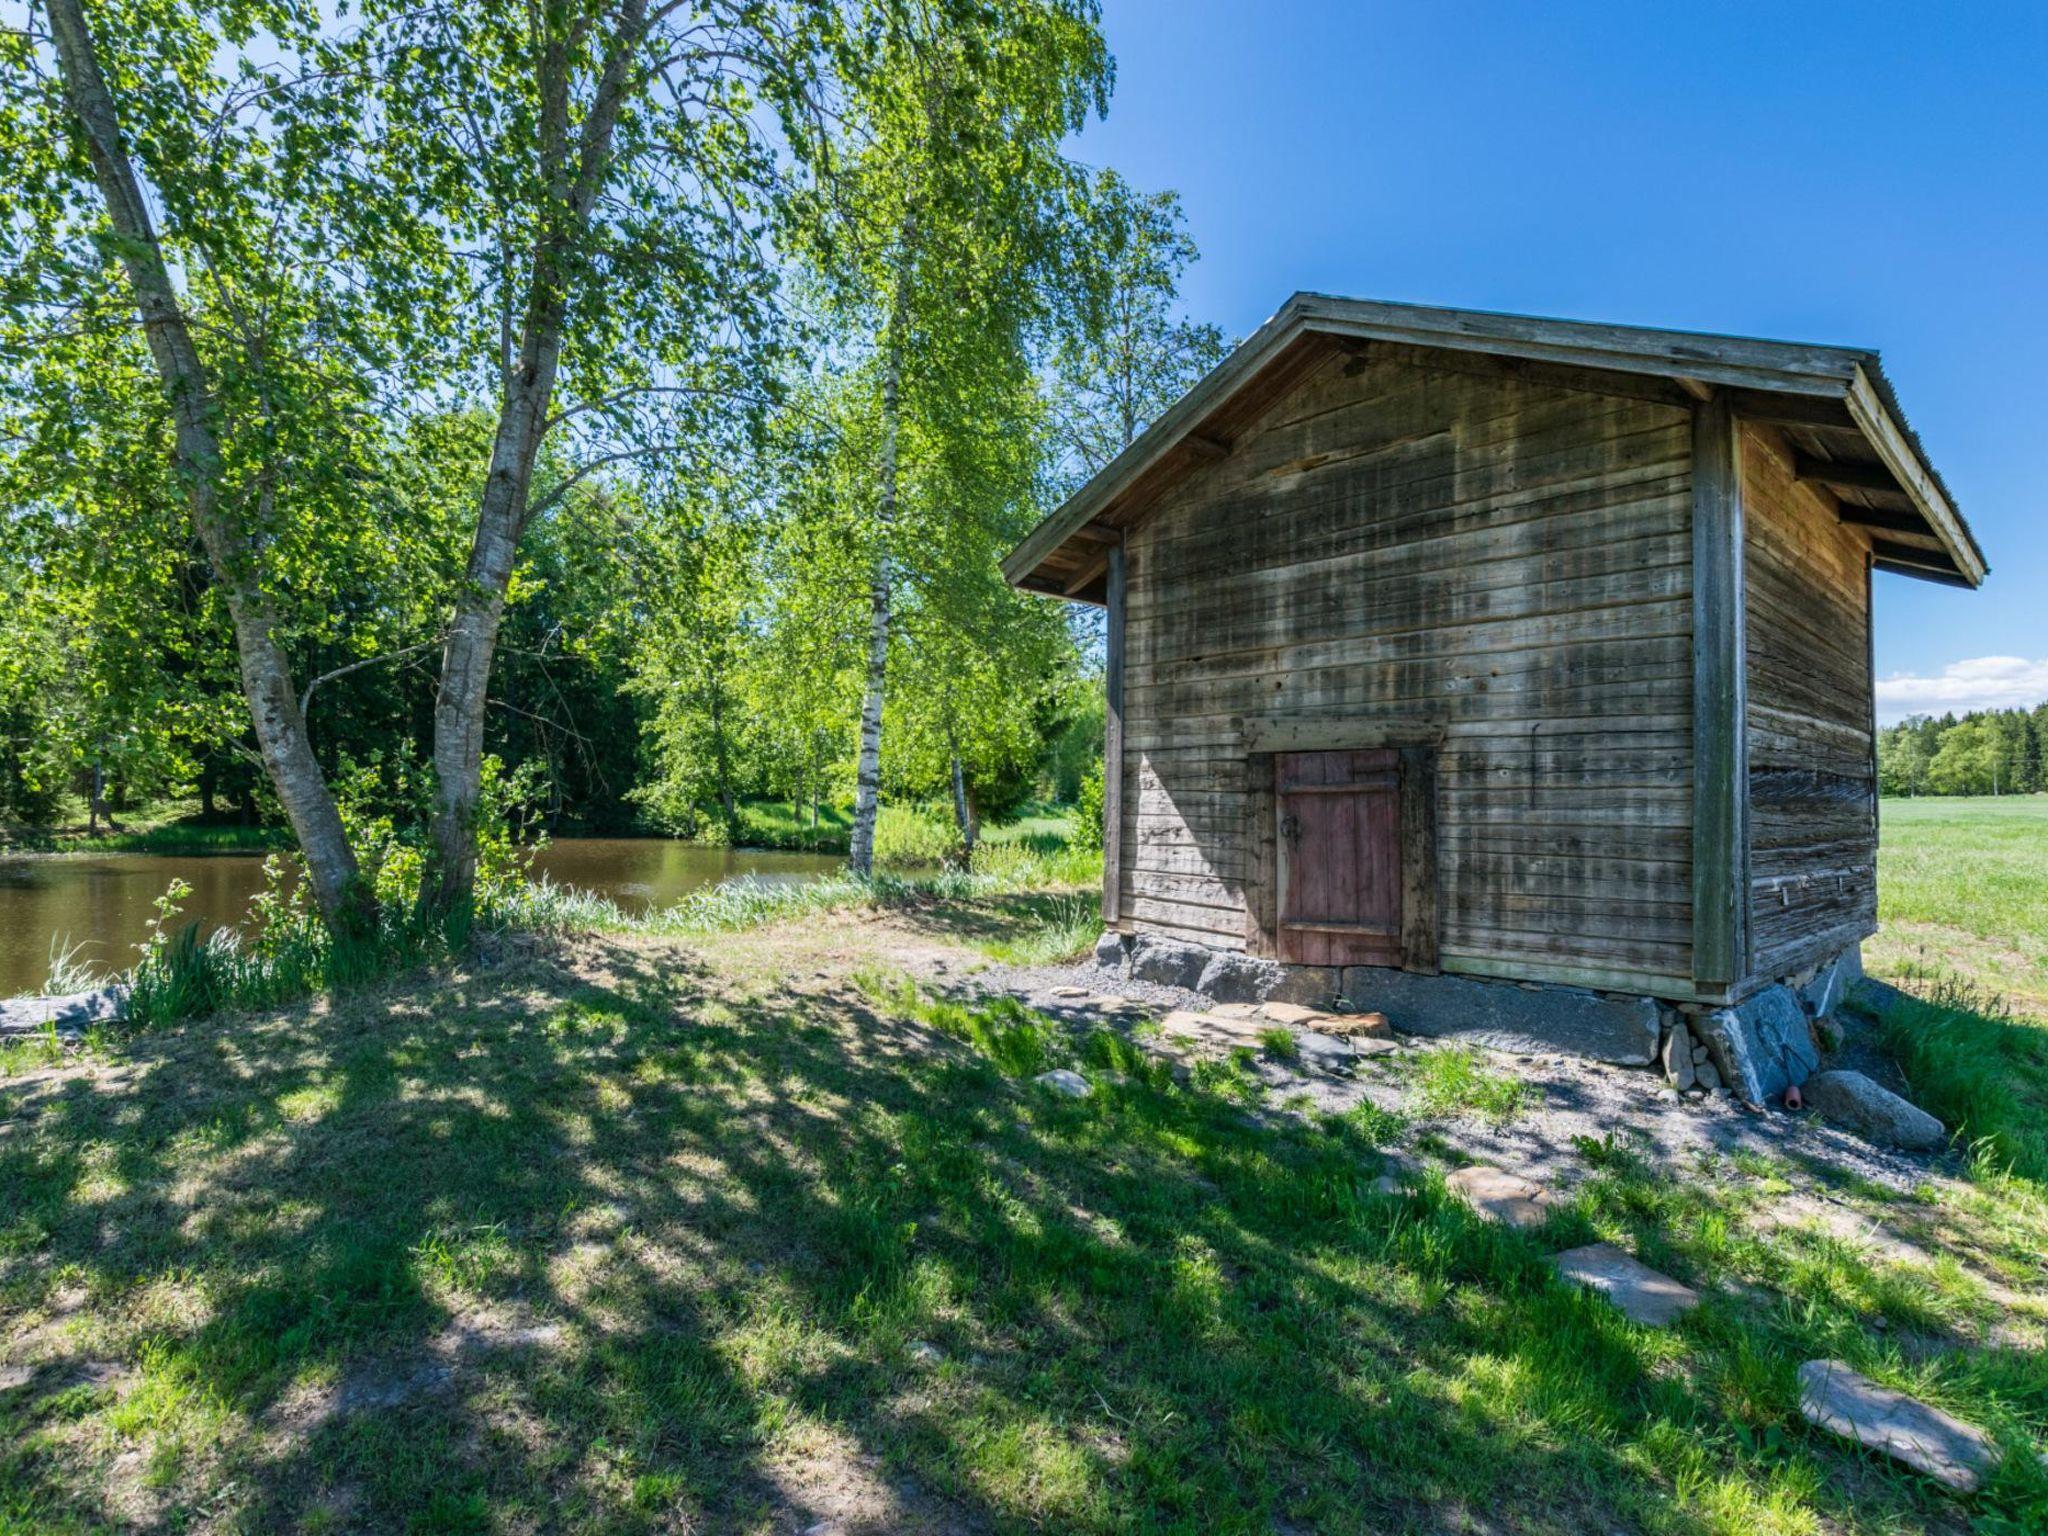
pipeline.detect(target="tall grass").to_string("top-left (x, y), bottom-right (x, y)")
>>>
top-left (1857, 972), bottom-right (2048, 1185)
top-left (112, 839), bottom-right (1102, 1031)
top-left (504, 840), bottom-right (1100, 939)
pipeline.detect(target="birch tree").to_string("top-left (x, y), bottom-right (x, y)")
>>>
top-left (795, 0), bottom-right (1110, 875)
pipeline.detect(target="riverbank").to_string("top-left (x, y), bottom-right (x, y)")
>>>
top-left (4, 897), bottom-right (2044, 1532)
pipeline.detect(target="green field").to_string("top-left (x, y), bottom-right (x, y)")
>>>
top-left (1872, 796), bottom-right (2048, 1019)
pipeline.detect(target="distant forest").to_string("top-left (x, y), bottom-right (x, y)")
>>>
top-left (1879, 703), bottom-right (2048, 797)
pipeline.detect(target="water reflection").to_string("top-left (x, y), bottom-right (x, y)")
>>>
top-left (0, 839), bottom-right (843, 999)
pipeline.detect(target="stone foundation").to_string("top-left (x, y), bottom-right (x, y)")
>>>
top-left (1096, 930), bottom-right (1863, 1094)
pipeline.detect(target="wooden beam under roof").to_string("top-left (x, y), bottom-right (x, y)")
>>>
top-left (1834, 505), bottom-right (1927, 534)
top-left (1868, 537), bottom-right (1962, 577)
top-left (1792, 452), bottom-right (1901, 495)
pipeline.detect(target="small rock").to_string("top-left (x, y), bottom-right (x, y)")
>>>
top-left (1550, 1243), bottom-right (1700, 1327)
top-left (1690, 1045), bottom-right (1709, 1066)
top-left (1294, 1030), bottom-right (1356, 1076)
top-left (1796, 1359), bottom-right (1999, 1492)
top-left (1034, 1069), bottom-right (1093, 1099)
top-left (906, 1340), bottom-right (945, 1365)
top-left (1661, 1021), bottom-right (1696, 1090)
top-left (1370, 1174), bottom-right (1411, 1197)
top-left (1049, 986), bottom-right (1090, 999)
top-left (1445, 1166), bottom-right (1553, 1230)
top-left (1801, 1070), bottom-right (1946, 1151)
top-left (1694, 1060), bottom-right (1723, 1093)
top-left (1093, 931), bottom-right (1128, 972)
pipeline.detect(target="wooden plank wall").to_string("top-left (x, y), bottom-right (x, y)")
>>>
top-left (1118, 344), bottom-right (1698, 989)
top-left (1740, 422), bottom-right (1879, 977)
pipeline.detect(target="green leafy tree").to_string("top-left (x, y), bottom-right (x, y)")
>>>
top-left (1877, 722), bottom-right (1933, 798)
top-left (1049, 171), bottom-right (1230, 482)
top-left (1928, 716), bottom-right (2006, 795)
top-left (792, 0), bottom-right (1111, 875)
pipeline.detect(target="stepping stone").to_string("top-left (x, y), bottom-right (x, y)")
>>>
top-left (1317, 1009), bottom-right (1391, 1038)
top-left (1034, 1069), bottom-right (1093, 1099)
top-left (1049, 986), bottom-right (1090, 999)
top-left (1257, 1002), bottom-right (1325, 1026)
top-left (1796, 1359), bottom-right (2000, 1492)
top-left (1350, 1036), bottom-right (1402, 1058)
top-left (1445, 1166), bottom-right (1553, 1230)
top-left (1550, 1243), bottom-right (1700, 1327)
top-left (1158, 1009), bottom-right (1265, 1049)
top-left (1208, 1002), bottom-right (1261, 1019)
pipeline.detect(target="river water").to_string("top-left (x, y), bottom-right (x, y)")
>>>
top-left (0, 839), bottom-right (843, 999)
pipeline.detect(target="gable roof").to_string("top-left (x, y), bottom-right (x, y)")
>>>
top-left (1004, 293), bottom-right (1988, 601)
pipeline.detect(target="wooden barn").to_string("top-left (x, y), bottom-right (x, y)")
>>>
top-left (1005, 295), bottom-right (1987, 1014)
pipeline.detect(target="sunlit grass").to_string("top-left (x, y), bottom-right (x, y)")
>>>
top-left (1871, 795), bottom-right (2048, 1018)
top-left (4, 931), bottom-right (2045, 1532)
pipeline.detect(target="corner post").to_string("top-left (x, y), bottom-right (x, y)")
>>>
top-left (1101, 541), bottom-right (1126, 927)
top-left (1691, 394), bottom-right (1749, 990)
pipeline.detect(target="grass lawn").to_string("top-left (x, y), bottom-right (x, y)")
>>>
top-left (6, 894), bottom-right (2047, 1534)
top-left (1856, 795), bottom-right (2048, 1187)
top-left (1869, 796), bottom-right (2048, 1019)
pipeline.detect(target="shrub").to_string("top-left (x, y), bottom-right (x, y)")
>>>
top-left (873, 802), bottom-right (958, 868)
top-left (1070, 764), bottom-right (1104, 853)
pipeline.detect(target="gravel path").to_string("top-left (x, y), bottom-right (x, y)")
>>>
top-left (920, 953), bottom-right (1950, 1201)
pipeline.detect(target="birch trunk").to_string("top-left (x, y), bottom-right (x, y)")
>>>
top-left (848, 258), bottom-right (911, 879)
top-left (948, 747), bottom-right (978, 859)
top-left (46, 0), bottom-right (368, 928)
top-left (426, 0), bottom-right (646, 910)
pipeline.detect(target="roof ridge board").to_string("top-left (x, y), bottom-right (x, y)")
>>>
top-left (1287, 292), bottom-right (1877, 377)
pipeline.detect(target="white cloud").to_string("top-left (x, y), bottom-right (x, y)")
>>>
top-left (1874, 656), bottom-right (2048, 724)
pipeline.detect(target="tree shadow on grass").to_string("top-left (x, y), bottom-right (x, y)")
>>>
top-left (1, 936), bottom-right (2007, 1533)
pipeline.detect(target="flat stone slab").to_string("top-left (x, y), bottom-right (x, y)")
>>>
top-left (1157, 1011), bottom-right (1360, 1076)
top-left (1797, 1359), bottom-right (1999, 1492)
top-left (1313, 1009), bottom-right (1390, 1038)
top-left (1550, 1243), bottom-right (1699, 1327)
top-left (1257, 1002), bottom-right (1325, 1027)
top-left (1340, 968), bottom-right (1659, 1065)
top-left (0, 986), bottom-right (124, 1038)
top-left (1445, 1165), bottom-right (1554, 1230)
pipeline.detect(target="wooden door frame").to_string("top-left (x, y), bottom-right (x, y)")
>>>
top-left (1242, 717), bottom-right (1441, 973)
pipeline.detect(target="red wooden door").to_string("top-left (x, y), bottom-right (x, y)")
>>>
top-left (1276, 749), bottom-right (1403, 966)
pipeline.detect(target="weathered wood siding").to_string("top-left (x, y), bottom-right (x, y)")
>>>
top-left (1118, 345), bottom-right (1698, 989)
top-left (1741, 423), bottom-right (1878, 977)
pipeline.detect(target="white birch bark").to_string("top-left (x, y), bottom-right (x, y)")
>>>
top-left (427, 0), bottom-right (646, 909)
top-left (46, 0), bottom-right (368, 928)
top-left (848, 256), bottom-right (911, 879)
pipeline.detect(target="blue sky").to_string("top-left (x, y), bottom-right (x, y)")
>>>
top-left (1066, 1), bottom-right (2047, 722)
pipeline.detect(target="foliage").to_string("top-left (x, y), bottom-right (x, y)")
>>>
top-left (1878, 706), bottom-right (2047, 796)
top-left (1070, 761), bottom-right (1105, 852)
